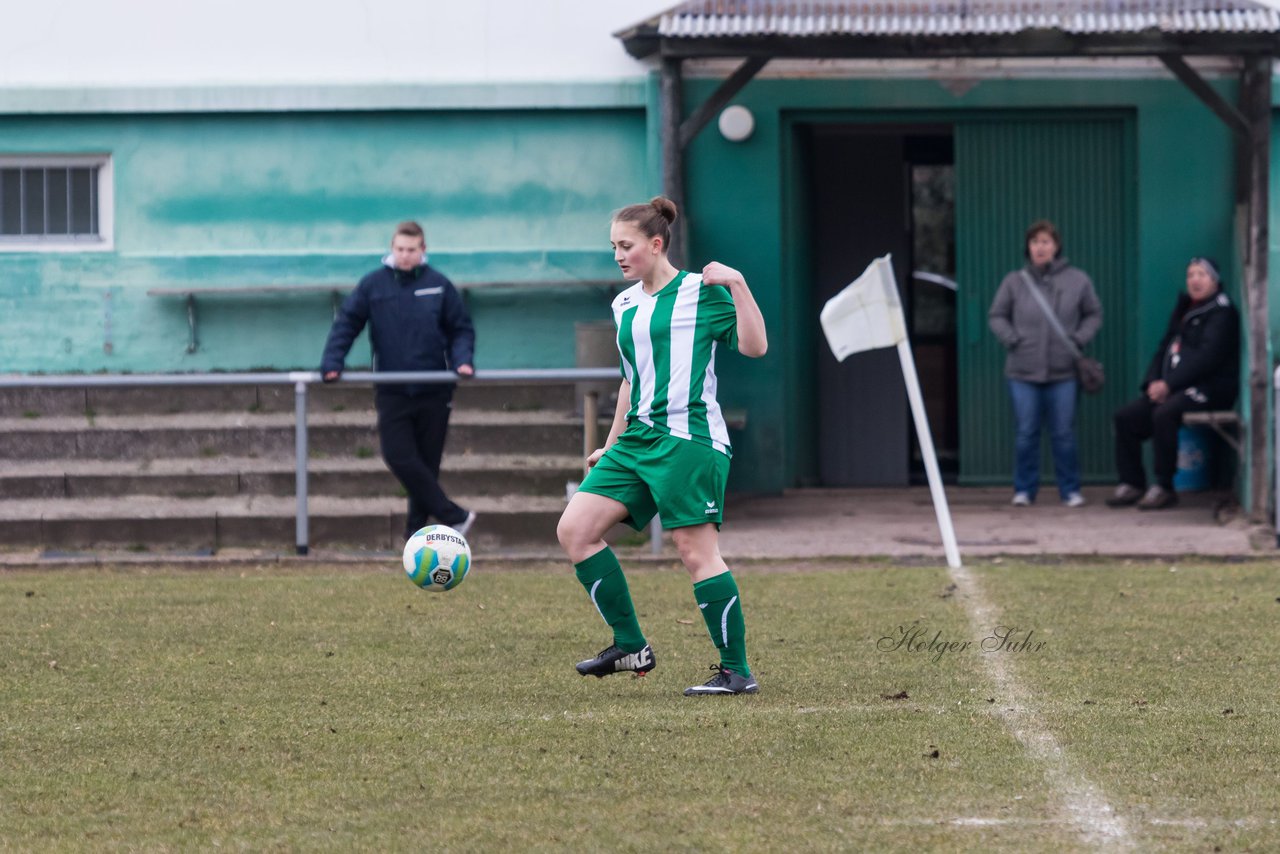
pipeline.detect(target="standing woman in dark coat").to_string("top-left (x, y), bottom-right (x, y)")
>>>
top-left (1106, 257), bottom-right (1239, 510)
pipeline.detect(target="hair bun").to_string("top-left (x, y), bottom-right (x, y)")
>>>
top-left (649, 195), bottom-right (678, 225)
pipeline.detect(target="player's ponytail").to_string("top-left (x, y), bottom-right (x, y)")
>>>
top-left (613, 196), bottom-right (678, 255)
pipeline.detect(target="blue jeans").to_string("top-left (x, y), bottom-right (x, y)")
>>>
top-left (1007, 378), bottom-right (1080, 500)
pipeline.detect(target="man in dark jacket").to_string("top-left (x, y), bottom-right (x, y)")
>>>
top-left (321, 221), bottom-right (477, 539)
top-left (1107, 257), bottom-right (1239, 510)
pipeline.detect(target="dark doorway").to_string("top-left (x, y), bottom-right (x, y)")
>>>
top-left (906, 137), bottom-right (958, 482)
top-left (804, 124), bottom-right (957, 487)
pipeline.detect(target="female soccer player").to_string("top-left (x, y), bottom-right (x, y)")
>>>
top-left (556, 196), bottom-right (768, 696)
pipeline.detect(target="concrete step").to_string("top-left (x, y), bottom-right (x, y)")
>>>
top-left (0, 454), bottom-right (583, 500)
top-left (0, 382), bottom-right (584, 418)
top-left (0, 381), bottom-right (611, 553)
top-left (0, 410), bottom-right (608, 461)
top-left (0, 493), bottom-right (569, 552)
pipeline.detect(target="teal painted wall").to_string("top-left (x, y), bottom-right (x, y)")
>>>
top-left (681, 75), bottom-right (1241, 493)
top-left (0, 109), bottom-right (648, 372)
top-left (1, 74), bottom-right (1264, 498)
top-left (955, 115), bottom-right (1137, 484)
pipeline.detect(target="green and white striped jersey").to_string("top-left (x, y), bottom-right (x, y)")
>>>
top-left (611, 270), bottom-right (739, 456)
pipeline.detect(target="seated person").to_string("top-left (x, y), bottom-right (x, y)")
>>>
top-left (1107, 257), bottom-right (1239, 510)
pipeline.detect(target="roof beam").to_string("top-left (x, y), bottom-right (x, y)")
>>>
top-left (648, 33), bottom-right (1280, 61)
top-left (678, 57), bottom-right (768, 149)
top-left (1159, 54), bottom-right (1250, 140)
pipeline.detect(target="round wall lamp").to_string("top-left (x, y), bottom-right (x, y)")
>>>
top-left (718, 105), bottom-right (755, 142)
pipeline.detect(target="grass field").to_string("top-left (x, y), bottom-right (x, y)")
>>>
top-left (2, 558), bottom-right (1278, 852)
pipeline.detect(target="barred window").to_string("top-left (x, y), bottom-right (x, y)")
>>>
top-left (0, 156), bottom-right (112, 250)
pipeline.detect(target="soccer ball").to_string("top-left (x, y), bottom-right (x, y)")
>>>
top-left (402, 525), bottom-right (472, 592)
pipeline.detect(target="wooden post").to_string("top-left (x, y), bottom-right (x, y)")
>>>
top-left (582, 391), bottom-right (599, 478)
top-left (660, 56), bottom-right (686, 267)
top-left (1240, 57), bottom-right (1271, 520)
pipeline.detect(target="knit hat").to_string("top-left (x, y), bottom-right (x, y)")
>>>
top-left (1189, 256), bottom-right (1220, 283)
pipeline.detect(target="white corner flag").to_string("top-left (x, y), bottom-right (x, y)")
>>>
top-left (819, 255), bottom-right (908, 357)
top-left (820, 255), bottom-right (962, 569)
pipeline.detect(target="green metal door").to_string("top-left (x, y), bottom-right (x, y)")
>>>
top-left (955, 115), bottom-right (1136, 485)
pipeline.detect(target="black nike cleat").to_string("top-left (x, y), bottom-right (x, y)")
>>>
top-left (683, 664), bottom-right (759, 696)
top-left (575, 643), bottom-right (655, 678)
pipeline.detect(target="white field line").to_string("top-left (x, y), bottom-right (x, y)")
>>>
top-left (948, 561), bottom-right (1134, 850)
top-left (843, 816), bottom-right (1273, 831)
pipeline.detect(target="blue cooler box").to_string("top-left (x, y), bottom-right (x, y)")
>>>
top-left (1173, 425), bottom-right (1214, 491)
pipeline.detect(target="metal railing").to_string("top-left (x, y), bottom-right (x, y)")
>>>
top-left (0, 369), bottom-right (659, 554)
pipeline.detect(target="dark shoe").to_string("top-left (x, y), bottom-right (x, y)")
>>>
top-left (575, 643), bottom-right (655, 678)
top-left (1137, 485), bottom-right (1178, 511)
top-left (683, 664), bottom-right (759, 696)
top-left (1105, 484), bottom-right (1144, 508)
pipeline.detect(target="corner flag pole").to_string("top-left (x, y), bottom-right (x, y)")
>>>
top-left (818, 254), bottom-right (962, 569)
top-left (895, 333), bottom-right (963, 569)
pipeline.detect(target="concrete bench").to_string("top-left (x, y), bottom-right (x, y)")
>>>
top-left (148, 278), bottom-right (620, 353)
top-left (147, 285), bottom-right (350, 354)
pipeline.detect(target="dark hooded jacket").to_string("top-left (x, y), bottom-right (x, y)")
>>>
top-left (1142, 289), bottom-right (1239, 407)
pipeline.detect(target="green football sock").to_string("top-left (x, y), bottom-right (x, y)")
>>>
top-left (574, 548), bottom-right (647, 653)
top-left (693, 571), bottom-right (750, 676)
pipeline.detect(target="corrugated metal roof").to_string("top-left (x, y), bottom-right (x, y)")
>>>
top-left (653, 1), bottom-right (1280, 38)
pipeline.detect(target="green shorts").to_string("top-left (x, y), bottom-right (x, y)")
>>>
top-left (578, 422), bottom-right (730, 531)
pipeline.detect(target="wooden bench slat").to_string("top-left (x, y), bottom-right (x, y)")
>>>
top-left (1183, 409), bottom-right (1242, 457)
top-left (1182, 410), bottom-right (1240, 426)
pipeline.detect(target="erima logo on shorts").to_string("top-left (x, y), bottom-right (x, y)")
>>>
top-left (705, 500), bottom-right (718, 515)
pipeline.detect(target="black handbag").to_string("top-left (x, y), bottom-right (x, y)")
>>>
top-left (1074, 356), bottom-right (1105, 394)
top-left (1020, 271), bottom-right (1105, 395)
